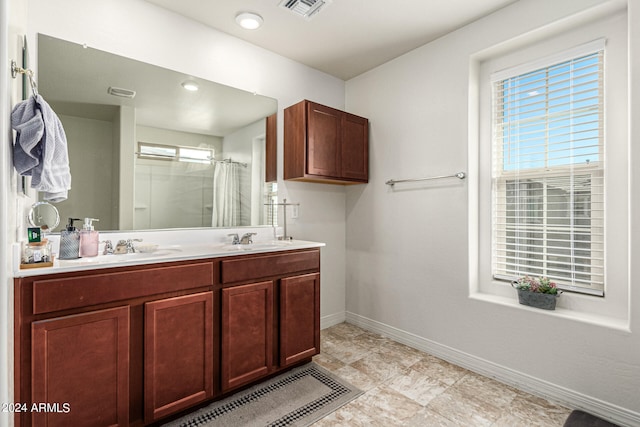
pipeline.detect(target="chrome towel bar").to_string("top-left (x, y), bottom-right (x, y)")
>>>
top-left (385, 172), bottom-right (466, 186)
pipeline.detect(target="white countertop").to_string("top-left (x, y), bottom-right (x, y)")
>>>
top-left (14, 229), bottom-right (324, 277)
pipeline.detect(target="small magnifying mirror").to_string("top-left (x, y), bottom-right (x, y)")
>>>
top-left (28, 201), bottom-right (60, 233)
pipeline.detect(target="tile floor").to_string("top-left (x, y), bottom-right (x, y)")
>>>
top-left (312, 323), bottom-right (571, 426)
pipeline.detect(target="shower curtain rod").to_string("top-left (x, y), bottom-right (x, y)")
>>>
top-left (213, 158), bottom-right (248, 168)
top-left (135, 152), bottom-right (248, 167)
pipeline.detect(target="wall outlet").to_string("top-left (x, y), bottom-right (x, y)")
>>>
top-left (291, 204), bottom-right (299, 219)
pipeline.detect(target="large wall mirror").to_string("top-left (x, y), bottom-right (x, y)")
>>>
top-left (37, 34), bottom-right (278, 232)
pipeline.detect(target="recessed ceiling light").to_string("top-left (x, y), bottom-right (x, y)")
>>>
top-left (181, 81), bottom-right (199, 92)
top-left (236, 12), bottom-right (263, 30)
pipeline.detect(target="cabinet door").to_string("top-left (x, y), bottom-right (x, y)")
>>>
top-left (31, 306), bottom-right (130, 427)
top-left (221, 281), bottom-right (273, 392)
top-left (307, 102), bottom-right (341, 178)
top-left (144, 292), bottom-right (214, 423)
top-left (341, 113), bottom-right (369, 181)
top-left (280, 273), bottom-right (320, 367)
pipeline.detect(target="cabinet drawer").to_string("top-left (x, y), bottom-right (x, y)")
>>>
top-left (33, 262), bottom-right (214, 314)
top-left (221, 250), bottom-right (319, 284)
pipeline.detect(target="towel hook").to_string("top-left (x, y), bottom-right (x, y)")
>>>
top-left (11, 60), bottom-right (39, 97)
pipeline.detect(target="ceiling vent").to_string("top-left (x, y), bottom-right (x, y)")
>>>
top-left (107, 86), bottom-right (136, 99)
top-left (279, 0), bottom-right (332, 20)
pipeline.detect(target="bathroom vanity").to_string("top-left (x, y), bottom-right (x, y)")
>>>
top-left (13, 240), bottom-right (322, 427)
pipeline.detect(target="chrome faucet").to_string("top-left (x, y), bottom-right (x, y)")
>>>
top-left (240, 232), bottom-right (257, 244)
top-left (228, 232), bottom-right (257, 245)
top-left (115, 238), bottom-right (142, 254)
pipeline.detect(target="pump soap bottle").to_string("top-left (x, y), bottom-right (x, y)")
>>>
top-left (59, 217), bottom-right (81, 259)
top-left (79, 218), bottom-right (100, 257)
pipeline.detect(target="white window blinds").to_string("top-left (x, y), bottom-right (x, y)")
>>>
top-left (491, 41), bottom-right (605, 296)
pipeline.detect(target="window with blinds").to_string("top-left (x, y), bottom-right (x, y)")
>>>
top-left (491, 41), bottom-right (605, 296)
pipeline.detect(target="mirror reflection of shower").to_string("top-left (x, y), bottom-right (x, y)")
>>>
top-left (133, 118), bottom-right (272, 230)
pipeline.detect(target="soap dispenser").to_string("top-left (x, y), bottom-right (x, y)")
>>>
top-left (79, 218), bottom-right (100, 257)
top-left (59, 217), bottom-right (81, 259)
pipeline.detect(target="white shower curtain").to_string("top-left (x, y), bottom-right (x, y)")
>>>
top-left (211, 162), bottom-right (241, 227)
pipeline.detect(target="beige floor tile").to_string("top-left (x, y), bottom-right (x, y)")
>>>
top-left (349, 331), bottom-right (391, 352)
top-left (312, 352), bottom-right (345, 372)
top-left (349, 351), bottom-right (410, 383)
top-left (406, 407), bottom-right (465, 427)
top-left (312, 402), bottom-right (378, 426)
top-left (450, 371), bottom-right (519, 409)
top-left (320, 331), bottom-right (370, 364)
top-left (506, 392), bottom-right (572, 426)
top-left (349, 386), bottom-right (424, 425)
top-left (326, 322), bottom-right (367, 340)
top-left (426, 386), bottom-right (503, 426)
top-left (386, 368), bottom-right (449, 406)
top-left (333, 364), bottom-right (380, 392)
top-left (409, 353), bottom-right (469, 386)
top-left (375, 339), bottom-right (425, 367)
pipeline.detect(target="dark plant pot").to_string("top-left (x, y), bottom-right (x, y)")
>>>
top-left (517, 289), bottom-right (558, 310)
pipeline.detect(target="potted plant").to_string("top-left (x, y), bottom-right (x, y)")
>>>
top-left (512, 276), bottom-right (561, 310)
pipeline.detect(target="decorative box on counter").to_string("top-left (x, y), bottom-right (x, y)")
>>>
top-left (20, 239), bottom-right (53, 269)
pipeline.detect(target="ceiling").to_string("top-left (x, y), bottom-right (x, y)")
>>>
top-left (145, 0), bottom-right (519, 80)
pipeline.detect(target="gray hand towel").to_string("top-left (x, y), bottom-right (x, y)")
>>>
top-left (11, 95), bottom-right (71, 202)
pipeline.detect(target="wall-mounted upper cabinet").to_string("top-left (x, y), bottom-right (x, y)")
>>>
top-left (284, 100), bottom-right (368, 184)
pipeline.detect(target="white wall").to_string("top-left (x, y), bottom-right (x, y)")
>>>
top-left (345, 0), bottom-right (639, 424)
top-left (57, 114), bottom-right (115, 229)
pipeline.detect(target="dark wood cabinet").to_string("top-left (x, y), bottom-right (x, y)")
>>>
top-left (219, 250), bottom-right (321, 392)
top-left (280, 273), bottom-right (320, 367)
top-left (15, 261), bottom-right (214, 427)
top-left (221, 281), bottom-right (274, 392)
top-left (15, 248), bottom-right (320, 426)
top-left (284, 100), bottom-right (368, 184)
top-left (265, 113), bottom-right (277, 183)
top-left (144, 292), bottom-right (214, 422)
top-left (31, 306), bottom-right (130, 427)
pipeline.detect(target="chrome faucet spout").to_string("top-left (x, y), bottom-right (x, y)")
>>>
top-left (240, 232), bottom-right (257, 244)
top-left (115, 238), bottom-right (142, 254)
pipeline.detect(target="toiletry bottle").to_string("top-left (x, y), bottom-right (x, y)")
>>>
top-left (79, 218), bottom-right (100, 257)
top-left (59, 217), bottom-right (81, 259)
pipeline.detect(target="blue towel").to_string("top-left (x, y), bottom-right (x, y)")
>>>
top-left (11, 94), bottom-right (71, 202)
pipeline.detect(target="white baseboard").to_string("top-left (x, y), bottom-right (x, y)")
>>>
top-left (320, 311), bottom-right (346, 330)
top-left (345, 311), bottom-right (640, 427)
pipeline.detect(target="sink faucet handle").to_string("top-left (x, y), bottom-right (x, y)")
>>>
top-left (228, 233), bottom-right (240, 245)
top-left (240, 232), bottom-right (257, 244)
top-left (102, 240), bottom-right (114, 255)
top-left (125, 238), bottom-right (142, 253)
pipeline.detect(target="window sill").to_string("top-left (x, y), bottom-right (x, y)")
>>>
top-left (469, 291), bottom-right (630, 332)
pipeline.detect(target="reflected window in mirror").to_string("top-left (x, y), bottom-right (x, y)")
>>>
top-left (137, 142), bottom-right (214, 164)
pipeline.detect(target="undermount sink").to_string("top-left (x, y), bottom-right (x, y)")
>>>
top-left (221, 241), bottom-right (292, 252)
top-left (57, 251), bottom-right (166, 266)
